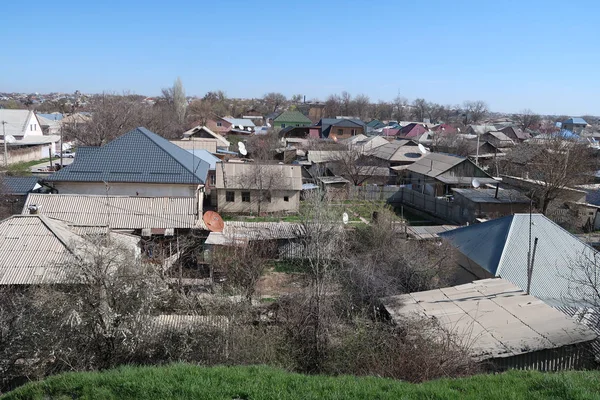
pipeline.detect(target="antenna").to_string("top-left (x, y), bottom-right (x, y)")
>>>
top-left (203, 211), bottom-right (225, 232)
top-left (238, 142), bottom-right (248, 156)
top-left (418, 143), bottom-right (428, 154)
top-left (471, 178), bottom-right (481, 188)
top-left (342, 212), bottom-right (349, 225)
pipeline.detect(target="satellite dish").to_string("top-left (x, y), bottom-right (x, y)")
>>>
top-left (471, 178), bottom-right (481, 189)
top-left (238, 142), bottom-right (248, 156)
top-left (342, 212), bottom-right (349, 225)
top-left (203, 211), bottom-right (225, 232)
top-left (457, 128), bottom-right (461, 133)
top-left (418, 143), bottom-right (428, 154)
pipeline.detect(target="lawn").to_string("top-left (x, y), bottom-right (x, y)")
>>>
top-left (4, 364), bottom-right (600, 400)
top-left (1, 158), bottom-right (53, 175)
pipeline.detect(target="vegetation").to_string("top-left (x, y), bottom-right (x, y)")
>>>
top-left (5, 364), bottom-right (600, 400)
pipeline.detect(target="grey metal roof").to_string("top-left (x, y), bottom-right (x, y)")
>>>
top-left (0, 109), bottom-right (36, 137)
top-left (381, 278), bottom-right (597, 361)
top-left (405, 225), bottom-right (459, 240)
top-left (1, 176), bottom-right (39, 195)
top-left (0, 215), bottom-right (84, 285)
top-left (222, 118), bottom-right (256, 128)
top-left (23, 193), bottom-right (200, 229)
top-left (564, 118), bottom-right (588, 125)
top-left (205, 221), bottom-right (306, 245)
top-left (469, 124), bottom-right (497, 135)
top-left (405, 152), bottom-right (469, 177)
top-left (452, 188), bottom-right (530, 204)
top-left (440, 214), bottom-right (600, 307)
top-left (45, 127), bottom-right (210, 184)
top-left (186, 149), bottom-right (220, 170)
top-left (368, 141), bottom-right (423, 162)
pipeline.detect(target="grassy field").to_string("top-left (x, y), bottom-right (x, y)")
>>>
top-left (4, 364), bottom-right (600, 400)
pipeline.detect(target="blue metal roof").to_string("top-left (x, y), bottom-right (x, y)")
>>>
top-left (563, 117), bottom-right (588, 125)
top-left (441, 214), bottom-right (600, 307)
top-left (46, 127), bottom-right (209, 184)
top-left (186, 149), bottom-right (220, 170)
top-left (1, 176), bottom-right (40, 195)
top-left (36, 113), bottom-right (63, 121)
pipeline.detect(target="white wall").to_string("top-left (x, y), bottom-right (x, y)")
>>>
top-left (52, 181), bottom-right (199, 197)
top-left (217, 189), bottom-right (300, 213)
top-left (21, 113), bottom-right (44, 137)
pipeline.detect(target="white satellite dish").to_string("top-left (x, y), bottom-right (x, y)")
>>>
top-left (238, 142), bottom-right (248, 156)
top-left (418, 143), bottom-right (428, 154)
top-left (457, 128), bottom-right (461, 133)
top-left (342, 212), bottom-right (349, 225)
top-left (5, 135), bottom-right (16, 144)
top-left (472, 178), bottom-right (481, 189)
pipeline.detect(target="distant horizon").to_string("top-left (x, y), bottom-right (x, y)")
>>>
top-left (2, 0), bottom-right (599, 116)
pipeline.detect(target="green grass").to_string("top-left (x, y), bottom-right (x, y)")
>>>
top-left (1, 158), bottom-right (53, 175)
top-left (4, 364), bottom-right (600, 400)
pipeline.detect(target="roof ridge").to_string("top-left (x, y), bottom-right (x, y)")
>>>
top-left (496, 215), bottom-right (517, 277)
top-left (134, 127), bottom-right (205, 184)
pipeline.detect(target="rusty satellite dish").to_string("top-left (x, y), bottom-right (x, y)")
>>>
top-left (203, 211), bottom-right (225, 232)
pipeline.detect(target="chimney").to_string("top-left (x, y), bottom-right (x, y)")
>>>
top-left (494, 183), bottom-right (499, 199)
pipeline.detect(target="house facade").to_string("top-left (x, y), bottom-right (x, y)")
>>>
top-left (45, 127), bottom-right (209, 198)
top-left (317, 118), bottom-right (366, 140)
top-left (215, 162), bottom-right (302, 214)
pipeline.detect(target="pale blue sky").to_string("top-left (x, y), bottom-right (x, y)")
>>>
top-left (1, 0), bottom-right (599, 115)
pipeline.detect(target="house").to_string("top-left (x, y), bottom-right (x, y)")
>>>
top-left (439, 214), bottom-right (600, 308)
top-left (45, 127), bottom-right (210, 197)
top-left (223, 117), bottom-right (256, 133)
top-left (317, 176), bottom-right (351, 200)
top-left (451, 187), bottom-right (531, 223)
top-left (366, 140), bottom-right (423, 167)
top-left (206, 118), bottom-right (232, 135)
top-left (215, 162), bottom-right (303, 214)
top-left (398, 123), bottom-right (427, 139)
top-left (500, 126), bottom-right (531, 142)
top-left (272, 111), bottom-right (313, 129)
top-left (345, 135), bottom-right (389, 152)
top-left (467, 124), bottom-right (497, 136)
top-left (36, 113), bottom-right (63, 135)
top-left (366, 119), bottom-right (386, 131)
top-left (185, 149), bottom-right (221, 197)
top-left (1, 176), bottom-right (42, 215)
top-left (0, 215), bottom-right (138, 285)
top-left (23, 193), bottom-right (203, 234)
top-left (278, 126), bottom-right (321, 140)
top-left (405, 153), bottom-right (496, 196)
top-left (480, 130), bottom-right (515, 148)
top-left (381, 278), bottom-right (596, 371)
top-left (563, 118), bottom-right (588, 134)
top-left (181, 125), bottom-right (230, 150)
top-left (0, 110), bottom-right (43, 140)
top-left (317, 118), bottom-right (366, 140)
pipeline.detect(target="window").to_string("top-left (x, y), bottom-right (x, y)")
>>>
top-left (337, 128), bottom-right (343, 134)
top-left (281, 124), bottom-right (286, 128)
top-left (351, 129), bottom-right (357, 135)
top-left (284, 196), bottom-right (289, 202)
top-left (226, 191), bottom-right (235, 202)
top-left (210, 173), bottom-right (216, 185)
top-left (296, 124), bottom-right (300, 127)
top-left (216, 122), bottom-right (222, 127)
top-left (242, 191), bottom-right (251, 202)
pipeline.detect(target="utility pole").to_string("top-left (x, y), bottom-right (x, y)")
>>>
top-left (1, 121), bottom-right (7, 167)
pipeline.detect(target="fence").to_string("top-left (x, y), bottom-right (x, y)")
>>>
top-left (388, 188), bottom-right (463, 224)
top-left (349, 185), bottom-right (403, 201)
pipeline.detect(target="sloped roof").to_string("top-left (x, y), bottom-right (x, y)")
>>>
top-left (367, 119), bottom-right (385, 129)
top-left (0, 215), bottom-right (85, 284)
top-left (318, 118), bottom-right (366, 128)
top-left (186, 149), bottom-right (220, 170)
top-left (1, 176), bottom-right (39, 195)
top-left (382, 278), bottom-right (597, 361)
top-left (46, 127), bottom-right (210, 184)
top-left (274, 111), bottom-right (312, 124)
top-left (469, 124), bottom-right (497, 135)
top-left (500, 126), bottom-right (531, 140)
top-left (405, 152), bottom-right (470, 177)
top-left (483, 130), bottom-right (515, 144)
top-left (0, 109), bottom-right (36, 137)
top-left (399, 123), bottom-right (427, 138)
top-left (440, 214), bottom-right (600, 307)
top-left (563, 118), bottom-right (588, 125)
top-left (222, 118), bottom-right (256, 128)
top-left (23, 193), bottom-right (200, 229)
top-left (368, 141), bottom-right (423, 163)
top-left (182, 126), bottom-right (230, 147)
top-left (36, 113), bottom-right (63, 121)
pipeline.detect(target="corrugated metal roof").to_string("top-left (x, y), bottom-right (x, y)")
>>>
top-left (274, 111), bottom-right (312, 124)
top-left (405, 225), bottom-right (459, 240)
top-left (368, 141), bottom-right (423, 162)
top-left (452, 188), bottom-right (530, 204)
top-left (0, 215), bottom-right (85, 285)
top-left (23, 193), bottom-right (199, 229)
top-left (222, 118), bottom-right (256, 128)
top-left (1, 176), bottom-right (39, 195)
top-left (307, 150), bottom-right (345, 164)
top-left (563, 118), bottom-right (588, 125)
top-left (382, 278), bottom-right (597, 361)
top-left (405, 152), bottom-right (469, 177)
top-left (440, 214), bottom-right (600, 307)
top-left (46, 127), bottom-right (210, 184)
top-left (0, 109), bottom-right (35, 137)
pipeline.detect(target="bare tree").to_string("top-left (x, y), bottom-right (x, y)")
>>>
top-left (513, 109), bottom-right (541, 131)
top-left (235, 163), bottom-right (287, 215)
top-left (352, 94), bottom-right (370, 120)
top-left (172, 77), bottom-right (187, 124)
top-left (392, 94), bottom-right (409, 121)
top-left (324, 94), bottom-right (341, 118)
top-left (411, 98), bottom-right (429, 122)
top-left (187, 99), bottom-right (214, 127)
top-left (341, 91), bottom-right (352, 116)
top-left (263, 92), bottom-right (287, 113)
top-left (331, 146), bottom-right (386, 186)
top-left (463, 100), bottom-right (488, 124)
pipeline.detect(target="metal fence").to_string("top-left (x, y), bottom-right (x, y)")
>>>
top-left (388, 188), bottom-right (463, 224)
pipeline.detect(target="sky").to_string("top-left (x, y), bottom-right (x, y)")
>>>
top-left (1, 0), bottom-right (599, 115)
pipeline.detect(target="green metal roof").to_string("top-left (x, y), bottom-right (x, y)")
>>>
top-left (273, 110), bottom-right (312, 124)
